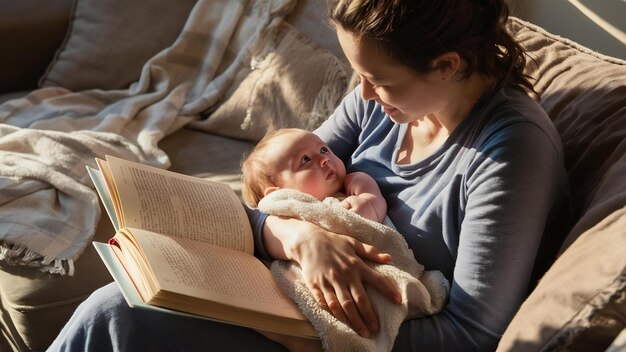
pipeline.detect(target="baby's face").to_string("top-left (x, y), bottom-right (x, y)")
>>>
top-left (265, 130), bottom-right (346, 200)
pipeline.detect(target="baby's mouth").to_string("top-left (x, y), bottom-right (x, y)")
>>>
top-left (326, 170), bottom-right (336, 180)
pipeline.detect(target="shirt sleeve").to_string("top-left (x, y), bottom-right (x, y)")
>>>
top-left (394, 121), bottom-right (566, 351)
top-left (244, 204), bottom-right (271, 260)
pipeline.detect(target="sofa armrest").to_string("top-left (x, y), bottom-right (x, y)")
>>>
top-left (0, 0), bottom-right (73, 94)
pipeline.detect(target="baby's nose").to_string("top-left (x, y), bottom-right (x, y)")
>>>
top-left (319, 156), bottom-right (329, 167)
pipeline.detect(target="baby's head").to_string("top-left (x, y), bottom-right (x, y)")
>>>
top-left (241, 128), bottom-right (346, 207)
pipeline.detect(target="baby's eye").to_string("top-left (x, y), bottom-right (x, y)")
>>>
top-left (320, 146), bottom-right (329, 154)
top-left (301, 155), bottom-right (311, 164)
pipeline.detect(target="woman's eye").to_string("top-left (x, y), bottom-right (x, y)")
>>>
top-left (320, 146), bottom-right (329, 154)
top-left (301, 155), bottom-right (311, 164)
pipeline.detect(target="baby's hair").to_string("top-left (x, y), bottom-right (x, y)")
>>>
top-left (241, 128), bottom-right (302, 207)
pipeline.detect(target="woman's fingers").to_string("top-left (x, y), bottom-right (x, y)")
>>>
top-left (308, 272), bottom-right (375, 337)
top-left (353, 241), bottom-right (402, 304)
top-left (310, 285), bottom-right (329, 311)
top-left (350, 280), bottom-right (379, 334)
top-left (332, 284), bottom-right (370, 337)
top-left (354, 240), bottom-right (392, 264)
top-left (297, 232), bottom-right (401, 337)
top-left (318, 283), bottom-right (350, 326)
top-left (362, 265), bottom-right (403, 305)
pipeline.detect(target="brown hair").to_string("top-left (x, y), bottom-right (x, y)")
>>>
top-left (329, 0), bottom-right (535, 94)
top-left (241, 128), bottom-right (301, 207)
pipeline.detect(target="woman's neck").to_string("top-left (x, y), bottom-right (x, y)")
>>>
top-left (397, 116), bottom-right (448, 164)
top-left (434, 72), bottom-right (495, 133)
top-left (396, 73), bottom-right (494, 165)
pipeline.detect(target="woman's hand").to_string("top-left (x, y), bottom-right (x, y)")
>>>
top-left (263, 217), bottom-right (402, 338)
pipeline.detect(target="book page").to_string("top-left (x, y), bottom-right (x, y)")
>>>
top-left (105, 155), bottom-right (252, 254)
top-left (87, 165), bottom-right (120, 230)
top-left (127, 228), bottom-right (306, 321)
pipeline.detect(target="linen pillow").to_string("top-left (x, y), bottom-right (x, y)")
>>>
top-left (187, 20), bottom-right (354, 142)
top-left (497, 206), bottom-right (626, 351)
top-left (508, 17), bottom-right (626, 249)
top-left (39, 0), bottom-right (198, 91)
top-left (497, 18), bottom-right (626, 351)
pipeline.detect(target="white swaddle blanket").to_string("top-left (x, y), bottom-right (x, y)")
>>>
top-left (257, 189), bottom-right (450, 352)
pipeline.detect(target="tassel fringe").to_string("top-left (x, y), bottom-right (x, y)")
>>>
top-left (0, 242), bottom-right (75, 276)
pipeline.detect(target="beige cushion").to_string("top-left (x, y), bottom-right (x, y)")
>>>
top-left (497, 206), bottom-right (626, 351)
top-left (187, 21), bottom-right (354, 142)
top-left (497, 18), bottom-right (626, 351)
top-left (509, 17), bottom-right (626, 250)
top-left (39, 0), bottom-right (197, 91)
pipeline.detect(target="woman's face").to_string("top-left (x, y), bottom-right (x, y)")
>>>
top-left (336, 27), bottom-right (447, 124)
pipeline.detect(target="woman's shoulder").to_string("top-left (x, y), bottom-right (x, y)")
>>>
top-left (472, 86), bottom-right (563, 153)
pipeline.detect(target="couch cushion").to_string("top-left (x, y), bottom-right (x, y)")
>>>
top-left (39, 0), bottom-right (198, 91)
top-left (0, 0), bottom-right (72, 94)
top-left (0, 204), bottom-right (114, 351)
top-left (497, 206), bottom-right (626, 351)
top-left (159, 128), bottom-right (253, 196)
top-left (497, 18), bottom-right (626, 351)
top-left (509, 17), bottom-right (626, 251)
top-left (187, 20), bottom-right (353, 142)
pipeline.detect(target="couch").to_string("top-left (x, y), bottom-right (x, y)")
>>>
top-left (0, 0), bottom-right (624, 351)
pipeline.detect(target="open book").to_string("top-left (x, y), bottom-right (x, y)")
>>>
top-left (88, 155), bottom-right (317, 338)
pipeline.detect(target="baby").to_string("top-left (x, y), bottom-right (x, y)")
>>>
top-left (241, 128), bottom-right (386, 223)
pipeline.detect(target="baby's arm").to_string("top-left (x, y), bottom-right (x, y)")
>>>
top-left (341, 172), bottom-right (387, 223)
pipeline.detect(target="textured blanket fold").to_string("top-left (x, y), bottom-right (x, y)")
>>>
top-left (0, 0), bottom-right (295, 275)
top-left (258, 189), bottom-right (450, 352)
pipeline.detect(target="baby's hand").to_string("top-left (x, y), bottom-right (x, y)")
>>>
top-left (340, 196), bottom-right (381, 223)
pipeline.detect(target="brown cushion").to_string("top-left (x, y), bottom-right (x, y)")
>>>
top-left (497, 18), bottom-right (626, 351)
top-left (39, 0), bottom-right (197, 91)
top-left (497, 206), bottom-right (626, 351)
top-left (509, 17), bottom-right (626, 251)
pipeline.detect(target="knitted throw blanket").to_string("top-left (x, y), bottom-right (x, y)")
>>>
top-left (258, 189), bottom-right (450, 352)
top-left (0, 0), bottom-right (295, 275)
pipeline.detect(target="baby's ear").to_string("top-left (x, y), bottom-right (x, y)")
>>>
top-left (264, 186), bottom-right (280, 196)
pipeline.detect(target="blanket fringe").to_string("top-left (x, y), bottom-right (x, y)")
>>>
top-left (0, 242), bottom-right (75, 276)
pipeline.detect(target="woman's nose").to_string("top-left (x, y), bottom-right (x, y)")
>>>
top-left (360, 78), bottom-right (377, 101)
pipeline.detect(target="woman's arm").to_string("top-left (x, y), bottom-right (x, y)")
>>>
top-left (394, 122), bottom-right (568, 351)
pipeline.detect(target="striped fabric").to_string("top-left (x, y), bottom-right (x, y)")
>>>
top-left (0, 0), bottom-right (294, 275)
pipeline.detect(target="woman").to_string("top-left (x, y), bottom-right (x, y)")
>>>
top-left (48, 0), bottom-right (569, 351)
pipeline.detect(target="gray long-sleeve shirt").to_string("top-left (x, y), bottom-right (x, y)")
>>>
top-left (252, 85), bottom-right (569, 351)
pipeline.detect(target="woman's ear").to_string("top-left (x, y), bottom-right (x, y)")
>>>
top-left (431, 51), bottom-right (461, 80)
top-left (264, 186), bottom-right (280, 196)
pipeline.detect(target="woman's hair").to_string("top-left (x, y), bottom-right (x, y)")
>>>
top-left (241, 128), bottom-right (300, 208)
top-left (329, 0), bottom-right (535, 94)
